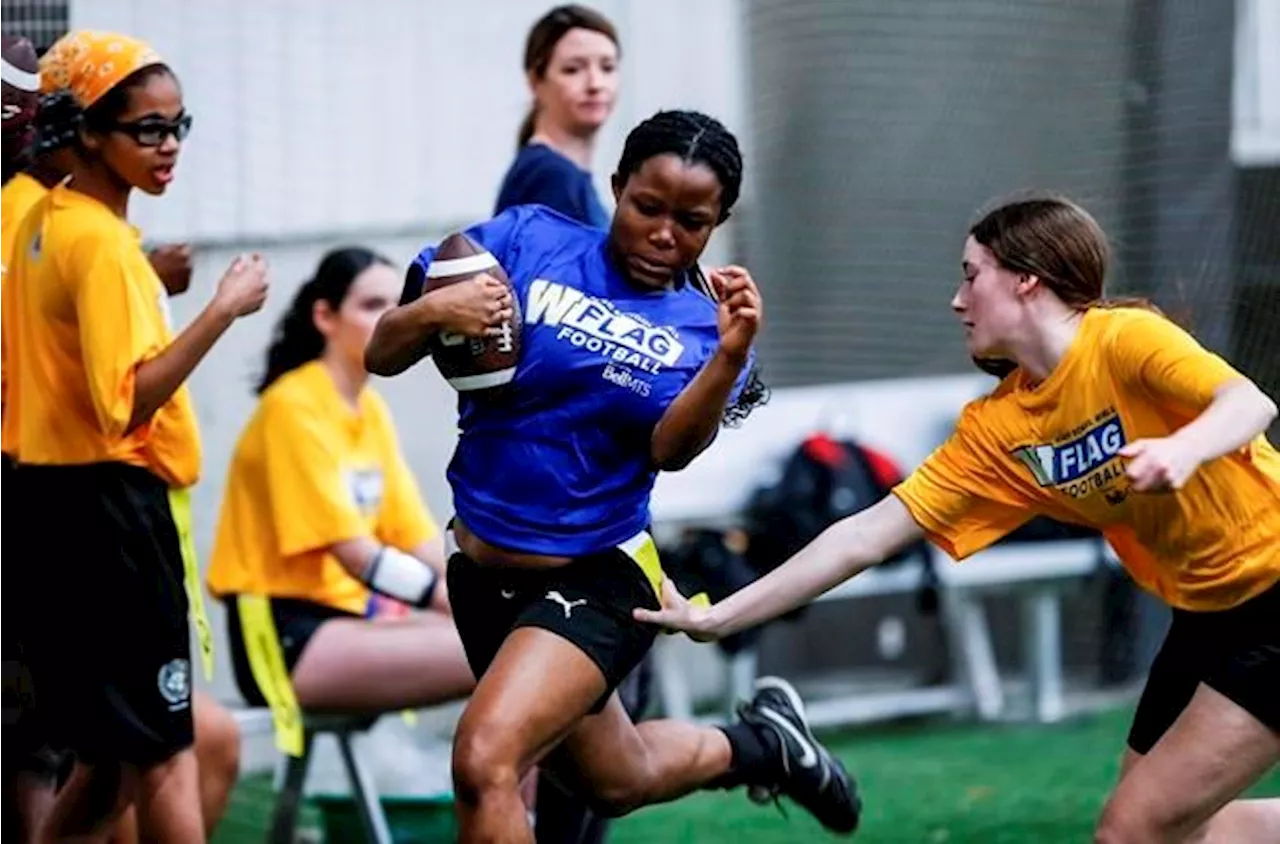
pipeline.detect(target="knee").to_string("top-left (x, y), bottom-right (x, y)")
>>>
top-left (1095, 795), bottom-right (1191, 844)
top-left (588, 777), bottom-right (651, 819)
top-left (194, 698), bottom-right (242, 788)
top-left (451, 725), bottom-right (522, 806)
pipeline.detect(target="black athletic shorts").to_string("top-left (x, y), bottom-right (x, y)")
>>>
top-left (1128, 580), bottom-right (1280, 754)
top-left (0, 455), bottom-right (49, 778)
top-left (225, 595), bottom-right (360, 707)
top-left (0, 617), bottom-right (61, 783)
top-left (446, 530), bottom-right (663, 714)
top-left (19, 462), bottom-right (194, 766)
top-left (0, 455), bottom-right (66, 783)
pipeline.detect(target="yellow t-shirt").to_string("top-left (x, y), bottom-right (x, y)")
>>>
top-left (1, 172), bottom-right (50, 445)
top-left (894, 307), bottom-right (1280, 611)
top-left (1, 184), bottom-right (201, 485)
top-left (1, 173), bottom-right (47, 276)
top-left (206, 360), bottom-right (439, 615)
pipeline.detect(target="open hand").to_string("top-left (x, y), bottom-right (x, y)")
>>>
top-left (632, 578), bottom-right (720, 642)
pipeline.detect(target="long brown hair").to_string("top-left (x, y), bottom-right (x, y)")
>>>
top-left (970, 193), bottom-right (1164, 313)
top-left (967, 193), bottom-right (1164, 377)
top-left (517, 4), bottom-right (619, 149)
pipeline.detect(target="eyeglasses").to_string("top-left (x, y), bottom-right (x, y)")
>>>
top-left (108, 113), bottom-right (193, 147)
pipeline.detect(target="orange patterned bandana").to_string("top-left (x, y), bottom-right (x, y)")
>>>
top-left (37, 33), bottom-right (75, 94)
top-left (39, 30), bottom-right (164, 106)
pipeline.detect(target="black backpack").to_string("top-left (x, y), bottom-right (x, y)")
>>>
top-left (741, 433), bottom-right (938, 617)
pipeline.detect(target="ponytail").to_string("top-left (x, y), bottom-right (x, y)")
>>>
top-left (254, 246), bottom-right (392, 394)
top-left (256, 281), bottom-right (326, 394)
top-left (516, 105), bottom-right (537, 150)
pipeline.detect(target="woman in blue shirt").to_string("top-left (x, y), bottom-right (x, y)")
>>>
top-left (494, 4), bottom-right (618, 229)
top-left (493, 8), bottom-right (645, 843)
top-left (367, 110), bottom-right (860, 841)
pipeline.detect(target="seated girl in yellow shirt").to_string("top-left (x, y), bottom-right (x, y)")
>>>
top-left (208, 247), bottom-right (474, 711)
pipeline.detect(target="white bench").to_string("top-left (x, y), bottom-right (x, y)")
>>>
top-left (648, 374), bottom-right (1110, 726)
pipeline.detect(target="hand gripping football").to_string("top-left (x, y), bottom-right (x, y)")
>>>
top-left (422, 233), bottom-right (521, 392)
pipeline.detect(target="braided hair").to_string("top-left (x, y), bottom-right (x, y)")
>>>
top-left (614, 109), bottom-right (768, 426)
top-left (32, 89), bottom-right (81, 156)
top-left (615, 110), bottom-right (743, 222)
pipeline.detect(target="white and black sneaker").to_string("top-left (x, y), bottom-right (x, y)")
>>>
top-left (736, 676), bottom-right (861, 835)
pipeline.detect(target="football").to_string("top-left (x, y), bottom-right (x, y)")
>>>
top-left (2, 34), bottom-right (40, 137)
top-left (423, 233), bottom-right (522, 392)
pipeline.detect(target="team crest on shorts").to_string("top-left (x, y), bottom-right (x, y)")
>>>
top-left (157, 658), bottom-right (192, 711)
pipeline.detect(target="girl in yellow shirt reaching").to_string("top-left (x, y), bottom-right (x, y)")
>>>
top-left (208, 247), bottom-right (474, 715)
top-left (639, 194), bottom-right (1280, 843)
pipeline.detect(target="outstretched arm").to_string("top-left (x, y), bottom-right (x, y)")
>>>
top-left (635, 495), bottom-right (925, 640)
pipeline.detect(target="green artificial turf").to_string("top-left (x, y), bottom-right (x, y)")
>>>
top-left (211, 706), bottom-right (1279, 843)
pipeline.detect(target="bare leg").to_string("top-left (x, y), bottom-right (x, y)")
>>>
top-left (546, 696), bottom-right (732, 816)
top-left (104, 693), bottom-right (238, 844)
top-left (191, 692), bottom-right (241, 834)
top-left (450, 628), bottom-right (735, 844)
top-left (1097, 685), bottom-right (1280, 843)
top-left (106, 808), bottom-right (138, 844)
top-left (1196, 799), bottom-right (1280, 844)
top-left (11, 771), bottom-right (57, 844)
top-left (133, 750), bottom-right (205, 844)
top-left (291, 613), bottom-right (475, 711)
top-left (1114, 751), bottom-right (1280, 844)
top-left (36, 761), bottom-right (138, 844)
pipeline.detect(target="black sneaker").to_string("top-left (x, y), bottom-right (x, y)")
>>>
top-left (736, 676), bottom-right (861, 835)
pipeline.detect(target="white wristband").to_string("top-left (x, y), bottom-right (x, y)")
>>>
top-left (363, 546), bottom-right (438, 608)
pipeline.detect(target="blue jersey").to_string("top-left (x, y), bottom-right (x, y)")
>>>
top-left (494, 144), bottom-right (609, 229)
top-left (404, 205), bottom-right (753, 555)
